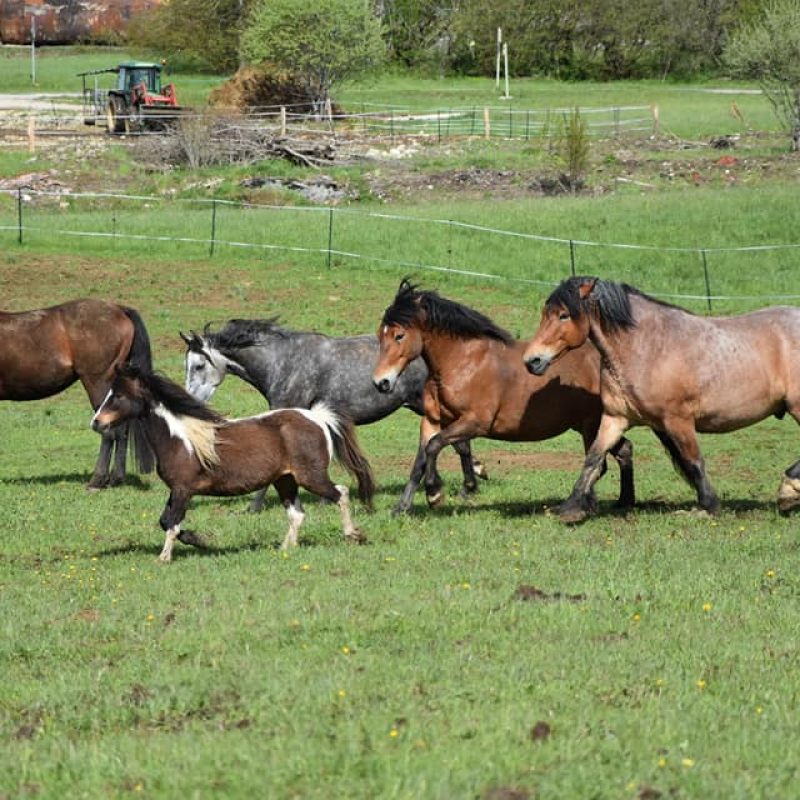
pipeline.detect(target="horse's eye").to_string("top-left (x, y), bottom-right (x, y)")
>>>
top-left (194, 362), bottom-right (205, 372)
top-left (559, 312), bottom-right (570, 321)
top-left (394, 332), bottom-right (405, 343)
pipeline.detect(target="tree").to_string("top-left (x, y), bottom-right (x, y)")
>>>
top-left (724, 0), bottom-right (800, 150)
top-left (128, 0), bottom-right (247, 73)
top-left (240, 0), bottom-right (386, 111)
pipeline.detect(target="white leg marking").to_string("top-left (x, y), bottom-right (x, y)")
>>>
top-left (159, 525), bottom-right (180, 563)
top-left (336, 485), bottom-right (363, 542)
top-left (281, 501), bottom-right (305, 550)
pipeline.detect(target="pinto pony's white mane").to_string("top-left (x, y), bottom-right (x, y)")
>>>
top-left (154, 404), bottom-right (221, 470)
top-left (155, 400), bottom-right (340, 471)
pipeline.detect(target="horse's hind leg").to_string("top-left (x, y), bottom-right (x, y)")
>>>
top-left (333, 484), bottom-right (366, 543)
top-left (453, 439), bottom-right (480, 500)
top-left (610, 436), bottom-right (635, 509)
top-left (657, 420), bottom-right (720, 514)
top-left (274, 475), bottom-right (305, 549)
top-left (393, 442), bottom-right (427, 515)
top-left (776, 403), bottom-right (800, 512)
top-left (108, 423), bottom-right (130, 487)
top-left (87, 433), bottom-right (115, 491)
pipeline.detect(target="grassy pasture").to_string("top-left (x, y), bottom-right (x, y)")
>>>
top-left (1, 245), bottom-right (799, 799)
top-left (1, 48), bottom-right (800, 797)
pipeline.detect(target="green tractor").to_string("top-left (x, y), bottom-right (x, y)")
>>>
top-left (79, 61), bottom-right (183, 134)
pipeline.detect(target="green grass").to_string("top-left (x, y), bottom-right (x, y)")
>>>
top-left (1, 251), bottom-right (799, 799)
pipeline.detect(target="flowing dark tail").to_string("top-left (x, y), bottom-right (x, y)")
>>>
top-left (329, 416), bottom-right (376, 510)
top-left (122, 306), bottom-right (155, 474)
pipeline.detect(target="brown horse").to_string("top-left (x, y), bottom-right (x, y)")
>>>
top-left (523, 276), bottom-right (800, 522)
top-left (372, 279), bottom-right (635, 513)
top-left (0, 299), bottom-right (154, 488)
top-left (91, 364), bottom-right (375, 561)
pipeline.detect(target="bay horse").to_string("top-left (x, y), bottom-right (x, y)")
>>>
top-left (180, 318), bottom-right (483, 512)
top-left (523, 276), bottom-right (800, 522)
top-left (372, 279), bottom-right (635, 513)
top-left (0, 299), bottom-right (154, 488)
top-left (91, 363), bottom-right (375, 560)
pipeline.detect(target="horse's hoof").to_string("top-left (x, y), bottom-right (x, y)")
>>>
top-left (86, 484), bottom-right (104, 494)
top-left (346, 529), bottom-right (368, 545)
top-left (459, 485), bottom-right (478, 500)
top-left (391, 505), bottom-right (410, 517)
top-left (474, 462), bottom-right (489, 481)
top-left (558, 506), bottom-right (589, 524)
top-left (777, 476), bottom-right (800, 514)
top-left (426, 490), bottom-right (444, 509)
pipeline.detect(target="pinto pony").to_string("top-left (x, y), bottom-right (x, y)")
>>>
top-left (372, 279), bottom-right (635, 513)
top-left (523, 276), bottom-right (800, 522)
top-left (0, 299), bottom-right (153, 488)
top-left (91, 364), bottom-right (375, 560)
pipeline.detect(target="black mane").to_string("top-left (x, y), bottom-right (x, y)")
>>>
top-left (118, 365), bottom-right (223, 423)
top-left (545, 276), bottom-right (687, 332)
top-left (202, 317), bottom-right (290, 351)
top-left (382, 279), bottom-right (514, 344)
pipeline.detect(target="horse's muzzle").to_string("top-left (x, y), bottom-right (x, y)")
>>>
top-left (91, 418), bottom-right (108, 434)
top-left (374, 377), bottom-right (393, 394)
top-left (524, 355), bottom-right (551, 376)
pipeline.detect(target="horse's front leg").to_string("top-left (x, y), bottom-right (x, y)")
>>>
top-left (158, 489), bottom-right (191, 563)
top-left (423, 419), bottom-right (481, 508)
top-left (560, 414), bottom-right (629, 523)
top-left (609, 436), bottom-right (635, 509)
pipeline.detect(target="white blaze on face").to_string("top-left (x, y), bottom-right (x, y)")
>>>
top-left (90, 388), bottom-right (114, 428)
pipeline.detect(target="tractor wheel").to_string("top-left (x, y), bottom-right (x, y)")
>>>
top-left (106, 97), bottom-right (129, 135)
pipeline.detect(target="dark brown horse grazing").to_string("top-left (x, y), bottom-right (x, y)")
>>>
top-left (0, 299), bottom-right (154, 488)
top-left (91, 364), bottom-right (375, 560)
top-left (523, 276), bottom-right (800, 522)
top-left (372, 279), bottom-right (635, 513)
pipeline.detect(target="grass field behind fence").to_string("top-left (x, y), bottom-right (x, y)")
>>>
top-left (3, 183), bottom-right (800, 313)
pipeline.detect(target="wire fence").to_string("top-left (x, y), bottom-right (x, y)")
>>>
top-left (2, 188), bottom-right (799, 311)
top-left (4, 102), bottom-right (658, 142)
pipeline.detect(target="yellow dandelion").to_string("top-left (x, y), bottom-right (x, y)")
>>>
top-left (632, 613), bottom-right (641, 622)
top-left (146, 614), bottom-right (155, 622)
top-left (384, 556), bottom-right (396, 563)
top-left (697, 679), bottom-right (707, 690)
top-left (341, 646), bottom-right (351, 655)
top-left (766, 569), bottom-right (775, 578)
top-left (756, 706), bottom-right (763, 715)
top-left (301, 564), bottom-right (311, 571)
top-left (338, 689), bottom-right (346, 698)
top-left (654, 679), bottom-right (664, 687)
top-left (682, 759), bottom-right (695, 768)
top-left (658, 759), bottom-right (667, 769)
top-left (289, 619), bottom-right (301, 628)
top-left (702, 603), bottom-right (712, 612)
top-left (462, 582), bottom-right (471, 590)
top-left (389, 729), bottom-right (399, 738)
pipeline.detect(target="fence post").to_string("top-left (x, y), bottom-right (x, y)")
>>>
top-left (569, 240), bottom-right (576, 276)
top-left (652, 104), bottom-right (660, 137)
top-left (484, 107), bottom-right (490, 140)
top-left (209, 199), bottom-right (217, 258)
top-left (701, 249), bottom-right (712, 311)
top-left (280, 106), bottom-right (287, 136)
top-left (327, 208), bottom-right (334, 269)
top-left (17, 188), bottom-right (23, 244)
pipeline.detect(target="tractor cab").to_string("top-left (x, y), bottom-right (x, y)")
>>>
top-left (117, 62), bottom-right (163, 95)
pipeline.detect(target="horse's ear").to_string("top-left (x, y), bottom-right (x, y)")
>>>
top-left (578, 278), bottom-right (597, 300)
top-left (179, 331), bottom-right (192, 346)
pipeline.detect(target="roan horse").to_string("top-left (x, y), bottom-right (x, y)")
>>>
top-left (180, 318), bottom-right (483, 512)
top-left (0, 299), bottom-right (154, 488)
top-left (523, 276), bottom-right (800, 522)
top-left (372, 279), bottom-right (635, 513)
top-left (91, 363), bottom-right (375, 561)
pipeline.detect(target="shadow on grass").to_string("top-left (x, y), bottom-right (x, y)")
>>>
top-left (0, 473), bottom-right (153, 490)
